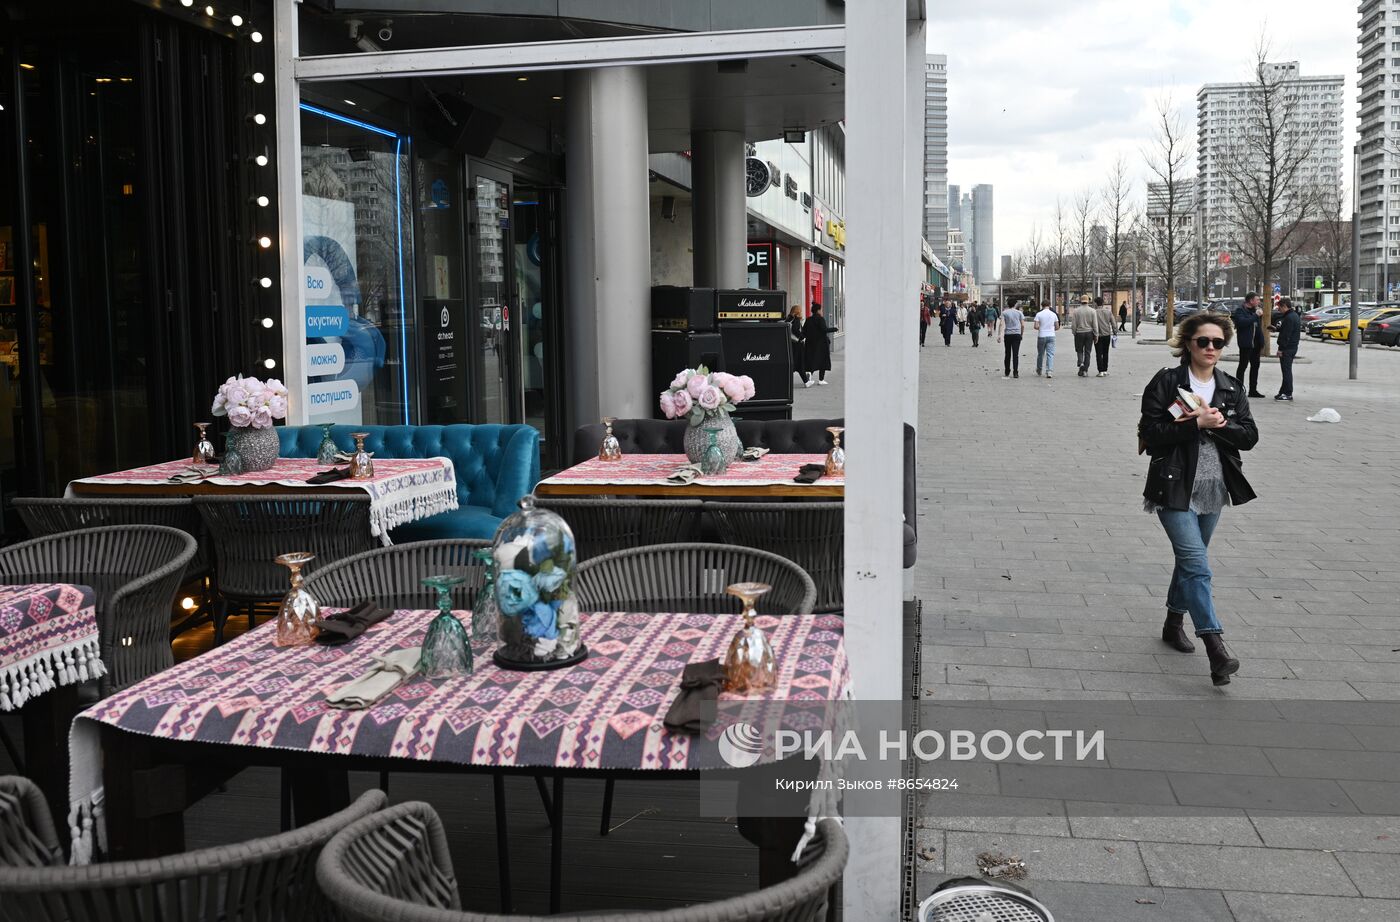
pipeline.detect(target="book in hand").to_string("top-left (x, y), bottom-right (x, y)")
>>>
top-left (1169, 388), bottom-right (1204, 420)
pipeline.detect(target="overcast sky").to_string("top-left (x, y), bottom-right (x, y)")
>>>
top-left (934, 0), bottom-right (1358, 269)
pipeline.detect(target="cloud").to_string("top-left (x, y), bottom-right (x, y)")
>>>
top-left (932, 0), bottom-right (1357, 267)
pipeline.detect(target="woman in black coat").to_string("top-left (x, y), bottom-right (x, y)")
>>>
top-left (802, 303), bottom-right (836, 387)
top-left (1138, 311), bottom-right (1258, 686)
top-left (788, 305), bottom-right (809, 386)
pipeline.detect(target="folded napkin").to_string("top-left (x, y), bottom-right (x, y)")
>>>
top-left (663, 659), bottom-right (727, 734)
top-left (332, 451), bottom-right (372, 464)
top-left (326, 647), bottom-right (422, 710)
top-left (167, 466), bottom-right (217, 484)
top-left (667, 464), bottom-right (704, 485)
top-left (315, 601), bottom-right (394, 645)
top-left (793, 463), bottom-right (826, 485)
top-left (306, 466), bottom-right (351, 484)
top-left (740, 447), bottom-right (770, 462)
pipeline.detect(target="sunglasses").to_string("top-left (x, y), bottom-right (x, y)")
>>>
top-left (1193, 337), bottom-right (1227, 350)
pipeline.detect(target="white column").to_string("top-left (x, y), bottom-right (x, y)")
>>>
top-left (564, 66), bottom-right (652, 433)
top-left (275, 0), bottom-right (308, 424)
top-left (691, 130), bottom-right (748, 288)
top-left (903, 20), bottom-right (925, 427)
top-left (843, 2), bottom-right (908, 918)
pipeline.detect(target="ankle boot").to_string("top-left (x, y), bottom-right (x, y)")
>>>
top-left (1201, 633), bottom-right (1240, 686)
top-left (1161, 610), bottom-right (1195, 653)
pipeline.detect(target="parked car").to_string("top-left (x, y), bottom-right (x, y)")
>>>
top-left (1157, 301), bottom-right (1200, 323)
top-left (1302, 304), bottom-right (1351, 325)
top-left (1319, 307), bottom-right (1400, 342)
top-left (1363, 314), bottom-right (1400, 346)
top-left (1207, 298), bottom-right (1245, 316)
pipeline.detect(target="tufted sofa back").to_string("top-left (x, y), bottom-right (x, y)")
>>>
top-left (279, 425), bottom-right (541, 518)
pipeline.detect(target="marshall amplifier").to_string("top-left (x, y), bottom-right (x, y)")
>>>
top-left (651, 330), bottom-right (724, 415)
top-left (718, 321), bottom-right (793, 408)
top-left (715, 288), bottom-right (786, 322)
top-left (651, 286), bottom-right (717, 332)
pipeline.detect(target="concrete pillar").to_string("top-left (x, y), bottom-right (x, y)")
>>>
top-left (564, 66), bottom-right (652, 433)
top-left (691, 130), bottom-right (747, 288)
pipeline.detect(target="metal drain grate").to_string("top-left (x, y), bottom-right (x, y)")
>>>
top-left (918, 883), bottom-right (1054, 922)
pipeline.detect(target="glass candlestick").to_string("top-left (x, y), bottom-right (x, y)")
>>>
top-left (349, 432), bottom-right (374, 480)
top-left (220, 431), bottom-right (244, 476)
top-left (824, 426), bottom-right (845, 476)
top-left (471, 548), bottom-right (499, 642)
top-left (274, 552), bottom-right (319, 647)
top-left (722, 582), bottom-right (776, 694)
top-left (419, 574), bottom-right (472, 676)
top-left (315, 423), bottom-right (339, 465)
top-left (193, 422), bottom-right (215, 464)
top-left (598, 416), bottom-right (623, 462)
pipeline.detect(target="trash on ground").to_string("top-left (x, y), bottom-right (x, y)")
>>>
top-left (1306, 408), bottom-right (1342, 423)
top-left (976, 850), bottom-right (1028, 880)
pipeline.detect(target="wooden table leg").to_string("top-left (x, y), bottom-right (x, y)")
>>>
top-left (493, 773), bottom-right (513, 914)
top-left (550, 773), bottom-right (564, 914)
top-left (101, 725), bottom-right (186, 859)
top-left (288, 760), bottom-right (350, 826)
top-left (20, 684), bottom-right (79, 845)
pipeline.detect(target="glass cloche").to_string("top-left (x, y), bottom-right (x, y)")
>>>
top-left (491, 495), bottom-right (586, 670)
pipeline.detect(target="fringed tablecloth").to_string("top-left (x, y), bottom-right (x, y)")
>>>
top-left (539, 454), bottom-right (844, 489)
top-left (0, 583), bottom-right (104, 712)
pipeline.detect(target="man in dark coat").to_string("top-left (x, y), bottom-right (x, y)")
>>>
top-left (1274, 297), bottom-right (1301, 401)
top-left (1232, 292), bottom-right (1267, 398)
top-left (938, 298), bottom-right (957, 346)
top-left (802, 303), bottom-right (837, 386)
top-left (966, 299), bottom-right (984, 346)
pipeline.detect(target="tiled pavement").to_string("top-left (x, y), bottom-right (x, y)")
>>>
top-left (907, 326), bottom-right (1400, 919)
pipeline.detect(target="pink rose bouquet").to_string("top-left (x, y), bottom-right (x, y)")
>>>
top-left (212, 375), bottom-right (289, 429)
top-left (658, 365), bottom-right (750, 425)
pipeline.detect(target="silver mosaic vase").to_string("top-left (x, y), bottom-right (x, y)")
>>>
top-left (229, 426), bottom-right (280, 472)
top-left (683, 413), bottom-right (741, 475)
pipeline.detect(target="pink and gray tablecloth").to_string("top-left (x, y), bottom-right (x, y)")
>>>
top-left (68, 457), bottom-right (458, 545)
top-left (69, 608), bottom-right (848, 861)
top-left (539, 453), bottom-right (844, 489)
top-left (0, 583), bottom-right (104, 711)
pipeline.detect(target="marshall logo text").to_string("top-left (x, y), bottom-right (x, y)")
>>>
top-left (743, 353), bottom-right (771, 362)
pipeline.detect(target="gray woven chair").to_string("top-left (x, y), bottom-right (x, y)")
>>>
top-left (0, 525), bottom-right (197, 696)
top-left (575, 543), bottom-right (816, 617)
top-left (708, 502), bottom-right (843, 614)
top-left (195, 494), bottom-right (377, 643)
top-left (316, 800), bottom-right (847, 921)
top-left (534, 498), bottom-right (701, 561)
top-left (0, 777), bottom-right (62, 868)
top-left (302, 539), bottom-right (492, 611)
top-left (0, 782), bottom-right (385, 922)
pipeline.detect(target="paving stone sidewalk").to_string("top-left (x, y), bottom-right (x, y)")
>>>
top-left (908, 326), bottom-right (1400, 920)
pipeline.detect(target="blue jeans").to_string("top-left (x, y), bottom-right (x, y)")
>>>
top-left (1156, 508), bottom-right (1223, 635)
top-left (1036, 336), bottom-right (1055, 374)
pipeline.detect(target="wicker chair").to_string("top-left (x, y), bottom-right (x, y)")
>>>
top-left (316, 800), bottom-right (847, 922)
top-left (708, 502), bottom-right (843, 614)
top-left (0, 777), bottom-right (62, 868)
top-left (534, 498), bottom-right (701, 561)
top-left (0, 781), bottom-right (385, 922)
top-left (575, 543), bottom-right (816, 617)
top-left (0, 525), bottom-right (197, 696)
top-left (302, 539), bottom-right (493, 612)
top-left (194, 494), bottom-right (377, 643)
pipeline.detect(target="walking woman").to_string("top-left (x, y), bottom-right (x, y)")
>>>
top-left (1138, 312), bottom-right (1258, 686)
top-left (788, 305), bottom-right (810, 385)
top-left (956, 302), bottom-right (967, 335)
top-left (996, 300), bottom-right (1024, 377)
top-left (938, 298), bottom-right (956, 347)
top-left (802, 302), bottom-right (836, 386)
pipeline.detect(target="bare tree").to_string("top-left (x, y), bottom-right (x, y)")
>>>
top-left (1313, 187), bottom-right (1352, 308)
top-left (1219, 35), bottom-right (1328, 351)
top-left (1051, 198), bottom-right (1071, 311)
top-left (1100, 156), bottom-right (1132, 308)
top-left (1143, 94), bottom-right (1195, 336)
top-left (1073, 189), bottom-right (1097, 294)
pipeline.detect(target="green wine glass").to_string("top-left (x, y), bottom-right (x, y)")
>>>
top-left (418, 573), bottom-right (472, 676)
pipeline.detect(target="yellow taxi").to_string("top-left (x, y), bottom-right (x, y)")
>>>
top-left (1320, 306), bottom-right (1400, 341)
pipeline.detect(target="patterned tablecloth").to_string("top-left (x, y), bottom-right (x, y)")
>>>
top-left (68, 457), bottom-right (458, 545)
top-left (0, 583), bottom-right (104, 711)
top-left (539, 454), bottom-right (844, 489)
top-left (68, 608), bottom-right (847, 862)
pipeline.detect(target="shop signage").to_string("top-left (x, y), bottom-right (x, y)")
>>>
top-left (306, 379), bottom-right (360, 415)
top-left (305, 305), bottom-right (349, 338)
top-left (306, 342), bottom-right (345, 377)
top-left (812, 204), bottom-right (825, 230)
top-left (826, 219), bottom-right (847, 250)
top-left (304, 266), bottom-right (334, 295)
top-left (425, 298), bottom-right (466, 422)
top-left (784, 175), bottom-right (798, 199)
top-left (747, 242), bottom-right (775, 290)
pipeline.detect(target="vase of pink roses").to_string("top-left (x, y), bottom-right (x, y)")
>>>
top-left (659, 365), bottom-right (754, 475)
top-left (211, 375), bottom-right (289, 472)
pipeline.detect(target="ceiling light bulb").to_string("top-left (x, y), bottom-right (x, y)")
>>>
top-left (263, 358), bottom-right (277, 369)
top-left (204, 6), bottom-right (214, 16)
top-left (251, 72), bottom-right (265, 84)
top-left (254, 154), bottom-right (268, 167)
top-left (259, 277), bottom-right (272, 288)
top-left (180, 596), bottom-right (197, 610)
top-left (252, 113), bottom-right (266, 125)
top-left (230, 14), bottom-right (243, 26)
top-left (258, 236), bottom-right (272, 248)
top-left (516, 76), bottom-right (528, 82)
top-left (261, 317), bottom-right (274, 328)
top-left (180, 0), bottom-right (193, 6)
top-left (256, 195), bottom-right (269, 207)
top-left (250, 31), bottom-right (263, 43)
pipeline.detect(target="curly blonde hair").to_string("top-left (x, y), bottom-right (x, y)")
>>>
top-left (1168, 311), bottom-right (1236, 364)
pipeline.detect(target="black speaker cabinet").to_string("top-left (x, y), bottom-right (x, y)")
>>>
top-left (731, 402), bottom-right (793, 421)
top-left (651, 331), bottom-right (725, 415)
top-left (718, 321), bottom-right (793, 406)
top-left (651, 286), bottom-right (717, 332)
top-left (715, 288), bottom-right (786, 321)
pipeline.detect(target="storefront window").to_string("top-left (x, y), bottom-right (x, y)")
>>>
top-left (299, 104), bottom-right (415, 426)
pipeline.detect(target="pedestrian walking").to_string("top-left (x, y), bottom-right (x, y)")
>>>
top-left (788, 305), bottom-right (810, 385)
top-left (984, 302), bottom-right (999, 329)
top-left (801, 302), bottom-right (836, 387)
top-left (1118, 302), bottom-right (1129, 332)
top-left (1274, 297), bottom-right (1300, 401)
top-left (939, 298), bottom-right (956, 347)
top-left (956, 302), bottom-right (967, 335)
top-left (1138, 311), bottom-right (1257, 686)
top-left (919, 298), bottom-right (931, 348)
top-left (997, 300), bottom-right (1025, 377)
top-left (1232, 292), bottom-right (1267, 398)
top-left (1070, 294), bottom-right (1097, 377)
top-left (1033, 300), bottom-right (1059, 378)
top-left (967, 299), bottom-right (984, 347)
top-left (1093, 295), bottom-right (1115, 376)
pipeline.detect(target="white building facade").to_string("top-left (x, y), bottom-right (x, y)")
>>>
top-left (1359, 0), bottom-right (1400, 296)
top-left (924, 55), bottom-right (949, 262)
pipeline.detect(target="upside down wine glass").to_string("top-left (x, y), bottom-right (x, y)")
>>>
top-left (349, 432), bottom-right (374, 480)
top-left (274, 552), bottom-right (320, 647)
top-left (598, 416), bottom-right (623, 462)
top-left (722, 582), bottom-right (776, 693)
top-left (192, 422), bottom-right (215, 464)
top-left (824, 426), bottom-right (845, 476)
top-left (315, 423), bottom-right (339, 465)
top-left (419, 574), bottom-right (472, 677)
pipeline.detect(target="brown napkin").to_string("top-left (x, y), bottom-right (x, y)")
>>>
top-left (315, 602), bottom-right (393, 645)
top-left (793, 463), bottom-right (826, 485)
top-left (663, 659), bottom-right (726, 734)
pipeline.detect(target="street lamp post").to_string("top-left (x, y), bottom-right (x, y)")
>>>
top-left (1352, 143), bottom-right (1362, 380)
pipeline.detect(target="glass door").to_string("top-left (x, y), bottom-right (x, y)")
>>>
top-left (466, 163), bottom-right (518, 424)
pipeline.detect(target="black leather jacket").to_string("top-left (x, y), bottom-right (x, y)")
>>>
top-left (1138, 365), bottom-right (1259, 511)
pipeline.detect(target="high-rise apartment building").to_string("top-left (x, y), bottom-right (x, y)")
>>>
top-left (924, 55), bottom-right (949, 261)
top-left (1359, 0), bottom-right (1400, 295)
top-left (947, 184), bottom-right (961, 230)
top-left (1195, 61), bottom-right (1344, 264)
top-left (972, 184), bottom-right (994, 282)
